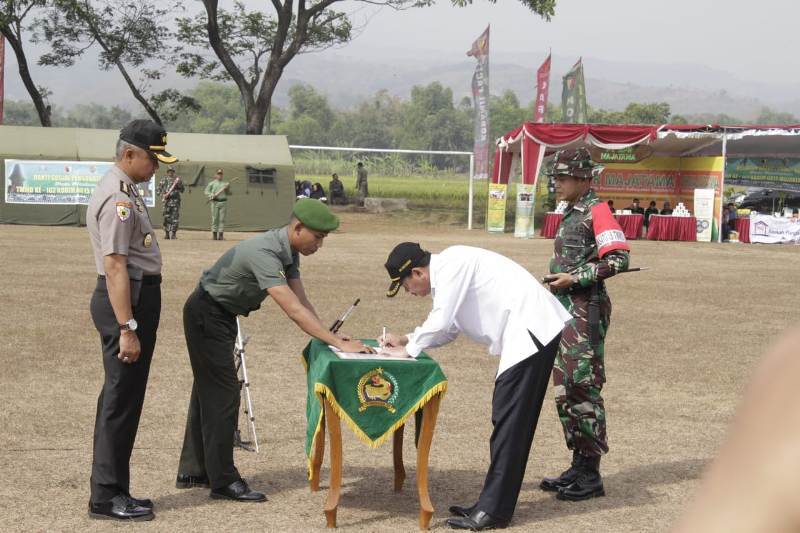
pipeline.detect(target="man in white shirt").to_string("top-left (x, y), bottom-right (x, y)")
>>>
top-left (381, 242), bottom-right (572, 531)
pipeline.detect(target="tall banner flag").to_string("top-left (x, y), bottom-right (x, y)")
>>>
top-left (561, 58), bottom-right (587, 123)
top-left (467, 26), bottom-right (490, 181)
top-left (0, 34), bottom-right (5, 125)
top-left (534, 53), bottom-right (551, 123)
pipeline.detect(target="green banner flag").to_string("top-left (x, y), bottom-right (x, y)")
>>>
top-left (562, 58), bottom-right (587, 123)
top-left (302, 339), bottom-right (447, 478)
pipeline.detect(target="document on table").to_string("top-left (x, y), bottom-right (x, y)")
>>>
top-left (328, 345), bottom-right (415, 361)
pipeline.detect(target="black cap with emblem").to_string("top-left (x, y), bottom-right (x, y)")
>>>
top-left (384, 242), bottom-right (429, 297)
top-left (119, 119), bottom-right (178, 164)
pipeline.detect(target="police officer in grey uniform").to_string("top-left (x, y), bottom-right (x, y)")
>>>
top-left (86, 119), bottom-right (177, 521)
top-left (175, 199), bottom-right (374, 501)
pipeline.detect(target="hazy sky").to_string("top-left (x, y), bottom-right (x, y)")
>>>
top-left (330, 0), bottom-right (800, 83)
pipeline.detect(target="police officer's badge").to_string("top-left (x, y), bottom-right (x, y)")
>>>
top-left (143, 233), bottom-right (153, 247)
top-left (357, 368), bottom-right (399, 413)
top-left (116, 201), bottom-right (132, 221)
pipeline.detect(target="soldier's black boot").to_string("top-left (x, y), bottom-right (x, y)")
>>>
top-left (212, 232), bottom-right (218, 240)
top-left (219, 232), bottom-right (224, 240)
top-left (171, 231), bottom-right (177, 240)
top-left (540, 450), bottom-right (582, 492)
top-left (164, 231), bottom-right (170, 239)
top-left (557, 455), bottom-right (605, 501)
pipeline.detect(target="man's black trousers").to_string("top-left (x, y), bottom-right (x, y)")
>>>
top-left (476, 332), bottom-right (561, 522)
top-left (89, 276), bottom-right (161, 503)
top-left (177, 285), bottom-right (242, 489)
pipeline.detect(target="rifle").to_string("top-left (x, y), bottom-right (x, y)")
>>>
top-left (206, 177), bottom-right (239, 204)
top-left (161, 176), bottom-right (182, 202)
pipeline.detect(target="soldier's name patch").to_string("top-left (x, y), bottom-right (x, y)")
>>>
top-left (116, 202), bottom-right (132, 221)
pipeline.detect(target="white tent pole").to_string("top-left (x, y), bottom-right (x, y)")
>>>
top-left (719, 129), bottom-right (728, 243)
top-left (468, 154), bottom-right (475, 230)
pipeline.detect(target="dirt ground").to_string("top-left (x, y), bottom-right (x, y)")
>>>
top-left (1, 213), bottom-right (797, 532)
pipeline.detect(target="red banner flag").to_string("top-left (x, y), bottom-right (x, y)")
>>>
top-left (533, 53), bottom-right (551, 123)
top-left (0, 34), bottom-right (5, 125)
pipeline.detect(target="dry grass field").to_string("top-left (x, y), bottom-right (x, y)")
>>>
top-left (1, 213), bottom-right (797, 532)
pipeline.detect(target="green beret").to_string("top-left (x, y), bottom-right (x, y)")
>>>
top-left (292, 198), bottom-right (339, 232)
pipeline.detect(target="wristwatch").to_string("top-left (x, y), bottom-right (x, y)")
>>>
top-left (119, 318), bottom-right (138, 332)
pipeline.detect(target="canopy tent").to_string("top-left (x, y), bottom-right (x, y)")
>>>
top-left (489, 123), bottom-right (800, 239)
top-left (1, 125), bottom-right (296, 231)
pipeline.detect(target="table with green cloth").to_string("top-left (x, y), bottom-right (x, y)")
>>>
top-left (302, 339), bottom-right (447, 529)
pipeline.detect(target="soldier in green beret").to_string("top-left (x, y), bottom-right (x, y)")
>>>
top-left (175, 199), bottom-right (374, 502)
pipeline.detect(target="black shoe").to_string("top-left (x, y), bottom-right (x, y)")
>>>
top-left (210, 480), bottom-right (267, 502)
top-left (541, 451), bottom-right (583, 492)
top-left (557, 471), bottom-right (605, 501)
top-left (164, 232), bottom-right (170, 239)
top-left (176, 474), bottom-right (211, 489)
top-left (557, 455), bottom-right (605, 501)
top-left (449, 503), bottom-right (476, 518)
top-left (212, 232), bottom-right (218, 240)
top-left (447, 509), bottom-right (508, 530)
top-left (218, 232), bottom-right (224, 240)
top-left (88, 495), bottom-right (155, 521)
top-left (128, 496), bottom-right (153, 509)
top-left (171, 231), bottom-right (177, 239)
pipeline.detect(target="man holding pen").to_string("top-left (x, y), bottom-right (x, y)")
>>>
top-left (175, 199), bottom-right (374, 502)
top-left (379, 242), bottom-right (571, 530)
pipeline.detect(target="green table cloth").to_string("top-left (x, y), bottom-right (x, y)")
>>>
top-left (302, 339), bottom-right (447, 478)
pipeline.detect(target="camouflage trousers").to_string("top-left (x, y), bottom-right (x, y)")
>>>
top-left (163, 201), bottom-right (181, 234)
top-left (553, 290), bottom-right (612, 456)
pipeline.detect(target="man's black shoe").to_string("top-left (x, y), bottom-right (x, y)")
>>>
top-left (541, 450), bottom-right (582, 492)
top-left (176, 474), bottom-right (211, 489)
top-left (557, 470), bottom-right (605, 501)
top-left (210, 480), bottom-right (267, 502)
top-left (448, 503), bottom-right (476, 517)
top-left (446, 509), bottom-right (509, 530)
top-left (128, 496), bottom-right (153, 509)
top-left (88, 495), bottom-right (155, 521)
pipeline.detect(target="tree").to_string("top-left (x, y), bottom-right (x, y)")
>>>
top-left (1, 0), bottom-right (52, 126)
top-left (2, 99), bottom-right (41, 125)
top-left (755, 107), bottom-right (798, 125)
top-left (34, 0), bottom-right (199, 125)
top-left (166, 81), bottom-right (247, 134)
top-left (175, 0), bottom-right (557, 135)
top-left (275, 84), bottom-right (336, 145)
top-left (490, 90), bottom-right (527, 142)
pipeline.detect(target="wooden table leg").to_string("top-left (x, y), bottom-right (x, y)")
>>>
top-left (416, 394), bottom-right (441, 530)
top-left (323, 398), bottom-right (343, 528)
top-left (310, 416), bottom-right (326, 492)
top-left (393, 424), bottom-right (406, 492)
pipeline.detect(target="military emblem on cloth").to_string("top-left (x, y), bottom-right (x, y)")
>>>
top-left (116, 201), bottom-right (132, 221)
top-left (357, 368), bottom-right (399, 413)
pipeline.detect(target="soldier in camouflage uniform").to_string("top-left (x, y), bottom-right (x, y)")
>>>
top-left (539, 148), bottom-right (630, 502)
top-left (157, 167), bottom-right (184, 239)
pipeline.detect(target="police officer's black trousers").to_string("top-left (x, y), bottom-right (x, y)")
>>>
top-left (177, 286), bottom-right (242, 489)
top-left (89, 277), bottom-right (161, 504)
top-left (476, 332), bottom-right (561, 522)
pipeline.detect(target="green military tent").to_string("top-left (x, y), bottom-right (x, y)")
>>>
top-left (0, 125), bottom-right (295, 231)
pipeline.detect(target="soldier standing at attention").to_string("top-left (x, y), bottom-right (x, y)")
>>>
top-left (175, 199), bottom-right (374, 501)
top-left (540, 148), bottom-right (630, 502)
top-left (355, 161), bottom-right (368, 206)
top-left (157, 167), bottom-right (184, 240)
top-left (205, 168), bottom-right (230, 240)
top-left (86, 119), bottom-right (177, 521)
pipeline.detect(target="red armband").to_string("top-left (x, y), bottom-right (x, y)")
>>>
top-left (591, 203), bottom-right (630, 258)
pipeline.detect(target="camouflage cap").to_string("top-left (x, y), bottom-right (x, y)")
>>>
top-left (545, 147), bottom-right (603, 179)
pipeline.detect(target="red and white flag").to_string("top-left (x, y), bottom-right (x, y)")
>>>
top-left (533, 53), bottom-right (551, 123)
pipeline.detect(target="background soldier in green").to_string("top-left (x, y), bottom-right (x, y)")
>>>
top-left (540, 148), bottom-right (630, 502)
top-left (157, 167), bottom-right (184, 239)
top-left (355, 161), bottom-right (368, 206)
top-left (205, 168), bottom-right (230, 240)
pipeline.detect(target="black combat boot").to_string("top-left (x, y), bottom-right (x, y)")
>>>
top-left (171, 231), bottom-right (177, 239)
top-left (164, 231), bottom-right (170, 240)
top-left (540, 450), bottom-right (582, 492)
top-left (212, 232), bottom-right (218, 240)
top-left (218, 232), bottom-right (224, 240)
top-left (557, 454), bottom-right (605, 501)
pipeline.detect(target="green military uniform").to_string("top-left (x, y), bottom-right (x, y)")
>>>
top-left (205, 179), bottom-right (229, 238)
top-left (549, 187), bottom-right (629, 457)
top-left (156, 172), bottom-right (184, 239)
top-left (355, 164), bottom-right (368, 205)
top-left (177, 199), bottom-right (339, 495)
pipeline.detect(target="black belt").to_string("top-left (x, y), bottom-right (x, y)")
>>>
top-left (97, 274), bottom-right (162, 286)
top-left (212, 198), bottom-right (226, 202)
